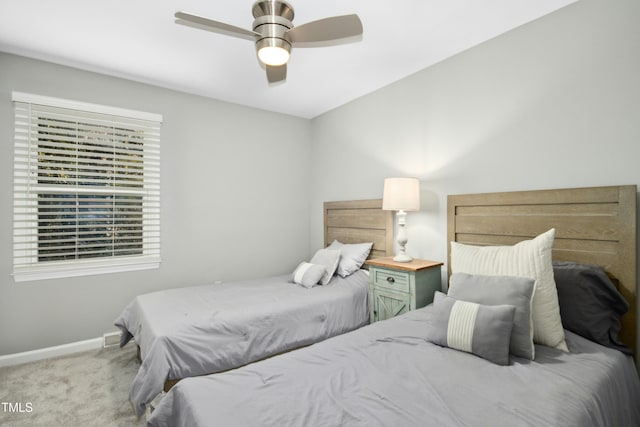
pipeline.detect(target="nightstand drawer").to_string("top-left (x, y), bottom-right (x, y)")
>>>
top-left (372, 268), bottom-right (410, 293)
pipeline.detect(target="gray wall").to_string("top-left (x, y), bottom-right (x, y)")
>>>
top-left (0, 53), bottom-right (312, 354)
top-left (311, 0), bottom-right (640, 266)
top-left (310, 0), bottom-right (640, 353)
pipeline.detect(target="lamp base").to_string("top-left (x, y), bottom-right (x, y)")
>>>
top-left (393, 253), bottom-right (413, 263)
top-left (393, 210), bottom-right (412, 262)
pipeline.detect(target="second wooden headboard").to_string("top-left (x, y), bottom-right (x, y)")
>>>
top-left (447, 185), bottom-right (637, 358)
top-left (324, 199), bottom-right (393, 259)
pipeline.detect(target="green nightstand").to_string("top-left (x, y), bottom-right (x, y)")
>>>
top-left (365, 257), bottom-right (443, 323)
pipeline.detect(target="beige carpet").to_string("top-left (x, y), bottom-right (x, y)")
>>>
top-left (0, 343), bottom-right (145, 426)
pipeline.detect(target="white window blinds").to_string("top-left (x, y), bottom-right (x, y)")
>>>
top-left (12, 92), bottom-right (161, 281)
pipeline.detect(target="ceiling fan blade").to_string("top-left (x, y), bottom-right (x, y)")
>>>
top-left (266, 64), bottom-right (287, 83)
top-left (287, 14), bottom-right (363, 44)
top-left (175, 11), bottom-right (258, 41)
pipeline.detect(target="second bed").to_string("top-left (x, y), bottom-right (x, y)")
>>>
top-left (115, 199), bottom-right (393, 416)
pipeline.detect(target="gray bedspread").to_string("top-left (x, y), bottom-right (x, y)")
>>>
top-left (115, 271), bottom-right (369, 416)
top-left (148, 305), bottom-right (640, 427)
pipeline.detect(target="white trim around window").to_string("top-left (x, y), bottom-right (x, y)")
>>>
top-left (12, 92), bottom-right (162, 282)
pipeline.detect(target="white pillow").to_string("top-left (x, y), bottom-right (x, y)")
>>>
top-left (328, 240), bottom-right (373, 277)
top-left (450, 228), bottom-right (567, 351)
top-left (309, 248), bottom-right (341, 285)
top-left (291, 262), bottom-right (326, 288)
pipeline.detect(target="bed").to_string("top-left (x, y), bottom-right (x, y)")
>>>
top-left (147, 185), bottom-right (640, 427)
top-left (115, 199), bottom-right (393, 416)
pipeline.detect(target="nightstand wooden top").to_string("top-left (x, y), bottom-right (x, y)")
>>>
top-left (365, 257), bottom-right (443, 272)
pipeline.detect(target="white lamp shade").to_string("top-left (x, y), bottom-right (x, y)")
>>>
top-left (382, 177), bottom-right (420, 211)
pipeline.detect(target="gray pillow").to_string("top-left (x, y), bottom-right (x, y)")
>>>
top-left (553, 261), bottom-right (632, 355)
top-left (429, 291), bottom-right (516, 365)
top-left (448, 273), bottom-right (536, 360)
top-left (291, 262), bottom-right (327, 288)
top-left (309, 248), bottom-right (341, 285)
top-left (328, 240), bottom-right (372, 277)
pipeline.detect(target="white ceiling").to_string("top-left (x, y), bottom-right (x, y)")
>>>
top-left (0, 0), bottom-right (576, 119)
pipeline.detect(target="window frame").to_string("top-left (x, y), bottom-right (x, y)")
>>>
top-left (12, 92), bottom-right (162, 282)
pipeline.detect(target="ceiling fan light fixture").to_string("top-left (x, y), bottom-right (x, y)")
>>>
top-left (176, 0), bottom-right (363, 83)
top-left (256, 38), bottom-right (291, 66)
top-left (258, 46), bottom-right (289, 66)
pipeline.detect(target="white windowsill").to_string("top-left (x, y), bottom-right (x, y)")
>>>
top-left (13, 259), bottom-right (160, 282)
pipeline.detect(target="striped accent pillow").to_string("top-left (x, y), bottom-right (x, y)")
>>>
top-left (430, 291), bottom-right (516, 365)
top-left (291, 262), bottom-right (327, 288)
top-left (447, 299), bottom-right (479, 352)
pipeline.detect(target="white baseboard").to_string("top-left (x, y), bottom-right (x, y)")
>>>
top-left (0, 337), bottom-right (105, 368)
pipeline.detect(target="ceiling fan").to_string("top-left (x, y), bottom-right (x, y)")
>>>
top-left (175, 0), bottom-right (363, 83)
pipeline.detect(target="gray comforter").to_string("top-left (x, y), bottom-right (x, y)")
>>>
top-left (148, 305), bottom-right (640, 427)
top-left (115, 271), bottom-right (369, 416)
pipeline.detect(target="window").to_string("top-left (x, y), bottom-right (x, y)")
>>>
top-left (12, 92), bottom-right (161, 281)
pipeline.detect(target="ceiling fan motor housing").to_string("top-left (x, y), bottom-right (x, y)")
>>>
top-left (252, 0), bottom-right (294, 20)
top-left (175, 0), bottom-right (363, 82)
top-left (252, 0), bottom-right (294, 61)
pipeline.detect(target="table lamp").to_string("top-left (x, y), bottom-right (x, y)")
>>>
top-left (382, 177), bottom-right (420, 262)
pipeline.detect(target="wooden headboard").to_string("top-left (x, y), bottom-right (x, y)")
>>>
top-left (324, 199), bottom-right (393, 259)
top-left (447, 185), bottom-right (637, 358)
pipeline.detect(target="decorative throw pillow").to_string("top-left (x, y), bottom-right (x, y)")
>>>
top-left (450, 229), bottom-right (567, 351)
top-left (291, 262), bottom-right (327, 288)
top-left (328, 240), bottom-right (373, 277)
top-left (429, 291), bottom-right (516, 365)
top-left (309, 248), bottom-right (341, 285)
top-left (448, 273), bottom-right (536, 360)
top-left (553, 261), bottom-right (632, 355)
